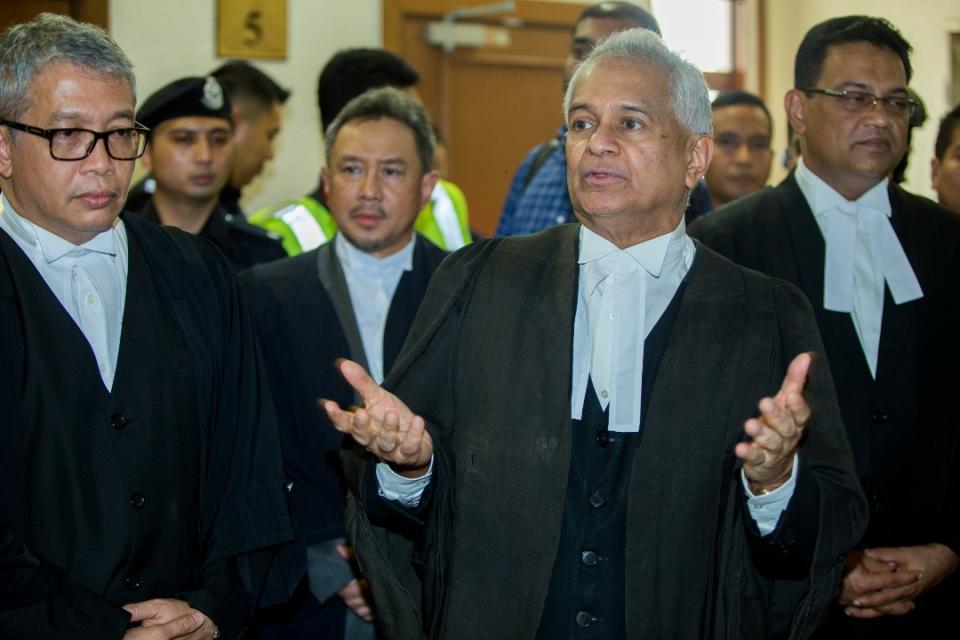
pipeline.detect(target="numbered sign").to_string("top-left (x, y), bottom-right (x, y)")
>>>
top-left (217, 0), bottom-right (287, 59)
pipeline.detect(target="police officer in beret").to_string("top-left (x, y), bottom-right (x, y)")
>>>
top-left (131, 75), bottom-right (285, 270)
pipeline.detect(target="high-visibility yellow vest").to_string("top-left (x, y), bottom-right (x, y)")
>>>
top-left (249, 179), bottom-right (472, 256)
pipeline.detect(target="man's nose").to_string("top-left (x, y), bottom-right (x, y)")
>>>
top-left (81, 136), bottom-right (115, 174)
top-left (587, 122), bottom-right (618, 155)
top-left (194, 138), bottom-right (212, 162)
top-left (361, 171), bottom-right (382, 199)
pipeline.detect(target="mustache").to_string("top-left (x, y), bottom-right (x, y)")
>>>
top-left (348, 206), bottom-right (387, 219)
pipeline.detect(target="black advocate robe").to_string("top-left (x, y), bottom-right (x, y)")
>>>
top-left (689, 175), bottom-right (960, 638)
top-left (0, 213), bottom-right (292, 639)
top-left (341, 224), bottom-right (867, 639)
top-left (238, 234), bottom-right (447, 635)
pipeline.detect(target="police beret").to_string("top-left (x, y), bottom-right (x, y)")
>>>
top-left (136, 76), bottom-right (232, 131)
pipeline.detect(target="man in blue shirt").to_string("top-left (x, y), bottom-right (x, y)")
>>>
top-left (496, 2), bottom-right (661, 237)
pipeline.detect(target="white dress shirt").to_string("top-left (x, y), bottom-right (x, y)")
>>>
top-left (377, 223), bottom-right (796, 534)
top-left (795, 158), bottom-right (923, 377)
top-left (0, 193), bottom-right (127, 390)
top-left (570, 222), bottom-right (694, 431)
top-left (335, 232), bottom-right (415, 384)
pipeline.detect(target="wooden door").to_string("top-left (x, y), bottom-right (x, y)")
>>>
top-left (386, 0), bottom-right (583, 236)
top-left (0, 0), bottom-right (108, 31)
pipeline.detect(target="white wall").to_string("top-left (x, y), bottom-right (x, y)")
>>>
top-left (112, 1), bottom-right (958, 206)
top-left (111, 0), bottom-right (381, 213)
top-left (764, 0), bottom-right (960, 199)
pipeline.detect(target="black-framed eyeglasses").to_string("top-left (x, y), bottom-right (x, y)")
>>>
top-left (801, 88), bottom-right (917, 119)
top-left (0, 119), bottom-right (151, 160)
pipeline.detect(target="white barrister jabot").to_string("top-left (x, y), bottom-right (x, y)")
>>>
top-left (796, 158), bottom-right (923, 377)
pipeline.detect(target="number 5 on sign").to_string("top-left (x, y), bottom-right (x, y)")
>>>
top-left (217, 0), bottom-right (287, 60)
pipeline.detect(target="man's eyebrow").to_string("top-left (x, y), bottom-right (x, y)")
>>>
top-left (621, 103), bottom-right (651, 117)
top-left (840, 81), bottom-right (908, 95)
top-left (47, 109), bottom-right (134, 126)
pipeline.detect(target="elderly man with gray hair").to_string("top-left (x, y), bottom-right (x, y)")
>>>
top-left (0, 13), bottom-right (290, 640)
top-left (324, 28), bottom-right (866, 640)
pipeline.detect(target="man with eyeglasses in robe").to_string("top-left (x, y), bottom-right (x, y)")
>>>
top-left (0, 14), bottom-right (291, 639)
top-left (691, 15), bottom-right (960, 639)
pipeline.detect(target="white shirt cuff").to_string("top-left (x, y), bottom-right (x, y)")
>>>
top-left (742, 453), bottom-right (799, 537)
top-left (376, 456), bottom-right (434, 508)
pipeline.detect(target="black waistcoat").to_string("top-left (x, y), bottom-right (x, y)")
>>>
top-left (3, 229), bottom-right (202, 605)
top-left (537, 282), bottom-right (687, 639)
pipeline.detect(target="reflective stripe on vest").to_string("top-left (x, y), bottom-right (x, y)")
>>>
top-left (276, 202), bottom-right (328, 252)
top-left (431, 183), bottom-right (466, 251)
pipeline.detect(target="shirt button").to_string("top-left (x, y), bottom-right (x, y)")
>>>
top-left (600, 389), bottom-right (608, 399)
top-left (555, 215), bottom-right (566, 224)
top-left (581, 550), bottom-right (598, 566)
top-left (596, 430), bottom-right (610, 447)
top-left (129, 493), bottom-right (146, 509)
top-left (86, 294), bottom-right (95, 305)
top-left (589, 491), bottom-right (606, 507)
top-left (110, 414), bottom-right (127, 431)
top-left (575, 611), bottom-right (593, 627)
top-left (124, 575), bottom-right (143, 591)
top-left (871, 411), bottom-right (888, 423)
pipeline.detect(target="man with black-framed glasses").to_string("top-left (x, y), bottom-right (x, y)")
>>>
top-left (691, 15), bottom-right (960, 639)
top-left (0, 13), bottom-right (291, 639)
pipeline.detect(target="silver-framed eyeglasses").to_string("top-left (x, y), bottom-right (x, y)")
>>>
top-left (801, 88), bottom-right (917, 118)
top-left (0, 119), bottom-right (150, 160)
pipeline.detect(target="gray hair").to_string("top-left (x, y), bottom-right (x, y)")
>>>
top-left (0, 13), bottom-right (136, 120)
top-left (325, 87), bottom-right (435, 173)
top-left (563, 28), bottom-right (712, 136)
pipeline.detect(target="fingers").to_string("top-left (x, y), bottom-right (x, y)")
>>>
top-left (339, 579), bottom-right (375, 622)
top-left (776, 353), bottom-right (812, 427)
top-left (398, 416), bottom-right (429, 458)
top-left (321, 398), bottom-right (356, 433)
top-left (123, 612), bottom-right (205, 639)
top-left (374, 410), bottom-right (402, 454)
top-left (778, 352), bottom-right (811, 400)
top-left (845, 600), bottom-right (916, 618)
top-left (161, 612), bottom-right (206, 639)
top-left (849, 568), bottom-right (922, 597)
top-left (124, 600), bottom-right (154, 623)
top-left (734, 440), bottom-right (765, 467)
top-left (337, 359), bottom-right (382, 404)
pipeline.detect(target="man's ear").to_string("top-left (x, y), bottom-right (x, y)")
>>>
top-left (419, 169), bottom-right (440, 210)
top-left (785, 89), bottom-right (807, 139)
top-left (140, 146), bottom-right (153, 172)
top-left (0, 125), bottom-right (15, 179)
top-left (685, 135), bottom-right (713, 189)
top-left (321, 165), bottom-right (331, 203)
top-left (931, 157), bottom-right (940, 192)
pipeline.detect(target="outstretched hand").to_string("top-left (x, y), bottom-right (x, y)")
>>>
top-left (321, 359), bottom-right (433, 476)
top-left (737, 352), bottom-right (812, 493)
